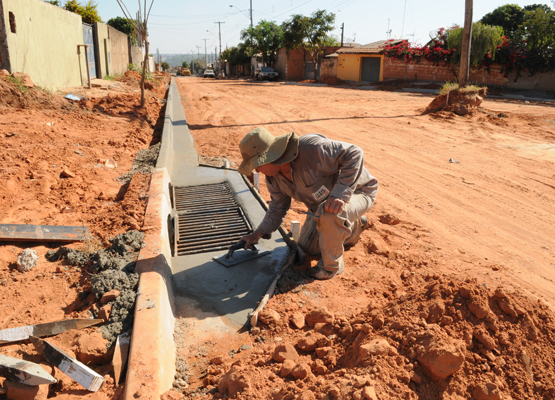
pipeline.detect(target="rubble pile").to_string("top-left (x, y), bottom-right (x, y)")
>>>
top-left (192, 275), bottom-right (555, 400)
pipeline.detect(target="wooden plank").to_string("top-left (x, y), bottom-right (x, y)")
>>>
top-left (30, 337), bottom-right (104, 392)
top-left (0, 354), bottom-right (57, 386)
top-left (112, 333), bottom-right (130, 385)
top-left (0, 319), bottom-right (103, 344)
top-left (0, 224), bottom-right (90, 242)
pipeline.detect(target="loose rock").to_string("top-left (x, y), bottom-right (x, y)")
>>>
top-left (17, 249), bottom-right (38, 272)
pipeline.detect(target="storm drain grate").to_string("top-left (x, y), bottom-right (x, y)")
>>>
top-left (173, 182), bottom-right (253, 256)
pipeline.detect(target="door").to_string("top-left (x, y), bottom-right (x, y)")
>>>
top-left (82, 23), bottom-right (97, 79)
top-left (304, 61), bottom-right (314, 80)
top-left (361, 57), bottom-right (380, 82)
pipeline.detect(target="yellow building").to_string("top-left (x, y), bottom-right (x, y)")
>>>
top-left (336, 40), bottom-right (400, 83)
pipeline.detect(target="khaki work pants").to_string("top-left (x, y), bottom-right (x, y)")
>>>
top-left (298, 192), bottom-right (374, 273)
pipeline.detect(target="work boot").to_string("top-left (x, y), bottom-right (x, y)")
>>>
top-left (361, 215), bottom-right (369, 231)
top-left (307, 258), bottom-right (344, 280)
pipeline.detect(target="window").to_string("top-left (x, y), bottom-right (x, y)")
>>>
top-left (9, 12), bottom-right (16, 34)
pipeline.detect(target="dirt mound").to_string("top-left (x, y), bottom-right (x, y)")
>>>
top-left (0, 75), bottom-right (74, 110)
top-left (193, 274), bottom-right (555, 399)
top-left (318, 77), bottom-right (345, 86)
top-left (425, 87), bottom-right (488, 115)
top-left (80, 92), bottom-right (164, 127)
top-left (123, 70), bottom-right (143, 81)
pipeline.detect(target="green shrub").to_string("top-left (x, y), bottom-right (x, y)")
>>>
top-left (7, 76), bottom-right (28, 93)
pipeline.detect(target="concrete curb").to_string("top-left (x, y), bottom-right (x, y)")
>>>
top-left (124, 168), bottom-right (175, 400)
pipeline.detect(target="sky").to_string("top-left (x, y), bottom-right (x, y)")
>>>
top-left (95, 0), bottom-right (552, 56)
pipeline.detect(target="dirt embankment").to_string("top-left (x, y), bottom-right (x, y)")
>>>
top-left (0, 70), bottom-right (169, 399)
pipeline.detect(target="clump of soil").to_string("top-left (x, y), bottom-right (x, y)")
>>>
top-left (46, 231), bottom-right (144, 344)
top-left (192, 274), bottom-right (555, 400)
top-left (425, 87), bottom-right (488, 115)
top-left (318, 77), bottom-right (345, 86)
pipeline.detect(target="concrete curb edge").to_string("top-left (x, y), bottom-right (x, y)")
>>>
top-left (124, 169), bottom-right (176, 399)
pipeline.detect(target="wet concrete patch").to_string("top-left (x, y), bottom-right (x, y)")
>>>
top-left (118, 142), bottom-right (161, 183)
top-left (46, 231), bottom-right (144, 344)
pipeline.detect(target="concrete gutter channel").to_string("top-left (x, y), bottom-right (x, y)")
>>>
top-left (123, 77), bottom-right (289, 399)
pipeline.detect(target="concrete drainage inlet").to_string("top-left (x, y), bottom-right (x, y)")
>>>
top-left (173, 181), bottom-right (253, 256)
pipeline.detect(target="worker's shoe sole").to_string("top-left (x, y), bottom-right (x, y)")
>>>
top-left (307, 259), bottom-right (344, 280)
top-left (361, 215), bottom-right (369, 231)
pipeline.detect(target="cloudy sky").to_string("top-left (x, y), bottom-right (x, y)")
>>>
top-left (95, 0), bottom-right (551, 55)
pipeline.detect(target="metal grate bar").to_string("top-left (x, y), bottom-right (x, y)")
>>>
top-left (174, 182), bottom-right (253, 256)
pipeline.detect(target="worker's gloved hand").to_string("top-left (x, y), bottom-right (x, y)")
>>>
top-left (324, 197), bottom-right (345, 214)
top-left (240, 231), bottom-right (264, 249)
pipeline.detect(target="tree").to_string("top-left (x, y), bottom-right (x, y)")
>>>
top-left (107, 16), bottom-right (137, 45)
top-left (480, 4), bottom-right (524, 40)
top-left (182, 61), bottom-right (189, 68)
top-left (161, 62), bottom-right (169, 71)
top-left (45, 0), bottom-right (60, 5)
top-left (447, 22), bottom-right (503, 65)
top-left (222, 44), bottom-right (251, 66)
top-left (64, 0), bottom-right (102, 24)
top-left (282, 10), bottom-right (336, 77)
top-left (116, 0), bottom-right (155, 108)
top-left (320, 35), bottom-right (340, 46)
top-left (240, 21), bottom-right (284, 65)
top-left (518, 5), bottom-right (555, 49)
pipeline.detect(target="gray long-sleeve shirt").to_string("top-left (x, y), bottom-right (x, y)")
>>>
top-left (255, 134), bottom-right (379, 235)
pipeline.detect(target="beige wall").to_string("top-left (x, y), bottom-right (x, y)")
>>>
top-left (108, 25), bottom-right (129, 75)
top-left (2, 0), bottom-right (86, 90)
top-left (94, 21), bottom-right (110, 78)
top-left (130, 45), bottom-right (143, 68)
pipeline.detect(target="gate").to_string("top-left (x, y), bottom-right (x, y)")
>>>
top-left (361, 57), bottom-right (380, 82)
top-left (82, 23), bottom-right (97, 79)
top-left (304, 61), bottom-right (320, 80)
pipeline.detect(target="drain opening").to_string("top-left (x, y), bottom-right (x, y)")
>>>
top-left (174, 182), bottom-right (253, 256)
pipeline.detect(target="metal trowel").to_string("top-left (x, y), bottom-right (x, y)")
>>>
top-left (213, 240), bottom-right (271, 267)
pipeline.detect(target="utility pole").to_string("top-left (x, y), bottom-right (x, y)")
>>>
top-left (249, 0), bottom-right (253, 28)
top-left (202, 38), bottom-right (208, 67)
top-left (196, 45), bottom-right (201, 69)
top-left (191, 50), bottom-right (194, 73)
top-left (215, 21), bottom-right (225, 58)
top-left (459, 0), bottom-right (473, 87)
top-left (340, 23), bottom-right (344, 47)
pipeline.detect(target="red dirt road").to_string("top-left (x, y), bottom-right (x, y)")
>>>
top-left (170, 77), bottom-right (555, 400)
top-left (178, 77), bottom-right (555, 308)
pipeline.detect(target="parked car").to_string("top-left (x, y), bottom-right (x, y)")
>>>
top-left (255, 66), bottom-right (278, 81)
top-left (203, 69), bottom-right (216, 78)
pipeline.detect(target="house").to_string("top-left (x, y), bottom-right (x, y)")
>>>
top-left (274, 46), bottom-right (340, 81)
top-left (336, 40), bottom-right (402, 83)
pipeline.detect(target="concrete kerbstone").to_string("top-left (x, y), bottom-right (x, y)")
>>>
top-left (124, 168), bottom-right (176, 400)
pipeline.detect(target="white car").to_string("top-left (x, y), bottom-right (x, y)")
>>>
top-left (203, 69), bottom-right (216, 78)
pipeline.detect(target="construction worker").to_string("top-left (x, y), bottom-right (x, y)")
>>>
top-left (238, 127), bottom-right (378, 280)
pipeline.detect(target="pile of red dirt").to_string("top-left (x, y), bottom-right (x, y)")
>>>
top-left (425, 88), bottom-right (488, 115)
top-left (185, 275), bottom-right (555, 399)
top-left (0, 73), bottom-right (74, 110)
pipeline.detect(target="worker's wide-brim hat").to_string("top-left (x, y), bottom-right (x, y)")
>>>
top-left (237, 127), bottom-right (299, 175)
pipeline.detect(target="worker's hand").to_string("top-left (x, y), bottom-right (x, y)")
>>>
top-left (240, 231), bottom-right (264, 249)
top-left (324, 197), bottom-right (345, 214)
